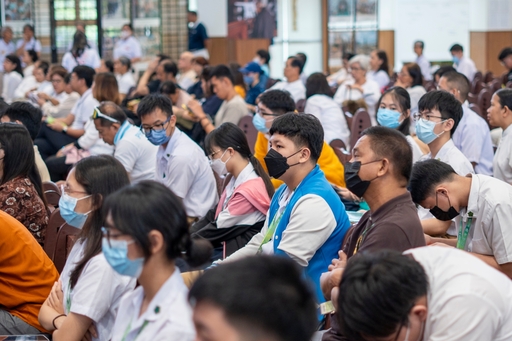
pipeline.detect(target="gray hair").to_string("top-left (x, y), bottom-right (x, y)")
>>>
top-left (349, 54), bottom-right (370, 71)
top-left (2, 26), bottom-right (12, 34)
top-left (118, 56), bottom-right (131, 69)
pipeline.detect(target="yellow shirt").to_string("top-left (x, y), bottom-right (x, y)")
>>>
top-left (234, 85), bottom-right (246, 99)
top-left (254, 132), bottom-right (346, 188)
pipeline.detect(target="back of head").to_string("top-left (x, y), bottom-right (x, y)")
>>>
top-left (434, 65), bottom-right (456, 81)
top-left (1, 102), bottom-right (43, 140)
top-left (96, 101), bottom-right (127, 127)
top-left (376, 50), bottom-right (389, 74)
top-left (296, 52), bottom-right (307, 66)
top-left (159, 81), bottom-right (178, 96)
top-left (418, 90), bottom-right (462, 135)
top-left (104, 59), bottom-right (114, 73)
top-left (118, 56), bottom-right (131, 70)
top-left (93, 72), bottom-right (120, 104)
top-left (441, 71), bottom-right (470, 102)
top-left (405, 63), bottom-right (423, 87)
top-left (50, 65), bottom-right (68, 79)
top-left (73, 65), bottom-right (96, 88)
top-left (0, 123), bottom-right (36, 185)
top-left (5, 54), bottom-right (23, 76)
top-left (189, 256), bottom-right (318, 341)
top-left (450, 44), bottom-right (463, 53)
top-left (287, 56), bottom-right (304, 74)
top-left (362, 126), bottom-right (412, 185)
top-left (499, 47), bottom-right (512, 61)
top-left (259, 90), bottom-right (296, 115)
top-left (409, 158), bottom-right (457, 204)
top-left (161, 60), bottom-right (178, 78)
top-left (256, 49), bottom-right (270, 64)
top-left (27, 49), bottom-right (39, 64)
top-left (305, 72), bottom-right (333, 99)
top-left (337, 250), bottom-right (428, 341)
top-left (495, 88), bottom-right (512, 110)
top-left (269, 113), bottom-right (324, 162)
top-left (37, 61), bottom-right (50, 76)
top-left (104, 180), bottom-right (211, 266)
top-left (229, 63), bottom-right (245, 87)
top-left (137, 93), bottom-right (174, 119)
top-left (210, 64), bottom-right (235, 85)
top-left (72, 30), bottom-right (88, 54)
top-left (349, 54), bottom-right (370, 71)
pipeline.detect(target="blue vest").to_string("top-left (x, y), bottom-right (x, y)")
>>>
top-left (269, 165), bottom-right (350, 305)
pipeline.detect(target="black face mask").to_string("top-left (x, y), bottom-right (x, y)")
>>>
top-left (344, 160), bottom-right (381, 198)
top-left (429, 192), bottom-right (459, 221)
top-left (264, 148), bottom-right (302, 179)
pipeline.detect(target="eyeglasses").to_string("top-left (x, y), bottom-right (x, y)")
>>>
top-left (60, 184), bottom-right (88, 196)
top-left (348, 67), bottom-right (363, 72)
top-left (92, 107), bottom-right (120, 123)
top-left (101, 227), bottom-right (131, 248)
top-left (413, 112), bottom-right (445, 121)
top-left (255, 106), bottom-right (277, 117)
top-left (140, 117), bottom-right (171, 134)
top-left (208, 149), bottom-right (222, 160)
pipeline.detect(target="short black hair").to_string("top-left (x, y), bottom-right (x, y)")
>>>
top-left (159, 81), bottom-right (179, 96)
top-left (95, 101), bottom-right (127, 126)
top-left (495, 88), bottom-right (512, 109)
top-left (269, 113), bottom-right (324, 162)
top-left (499, 47), bottom-right (512, 61)
top-left (343, 52), bottom-right (355, 61)
top-left (362, 126), bottom-right (412, 185)
top-left (441, 71), bottom-right (470, 102)
top-left (27, 49), bottom-right (38, 63)
top-left (414, 40), bottom-right (424, 49)
top-left (434, 65), bottom-right (456, 80)
top-left (23, 24), bottom-right (35, 34)
top-left (160, 60), bottom-right (178, 78)
top-left (137, 93), bottom-right (174, 118)
top-left (188, 10), bottom-right (197, 16)
top-left (122, 23), bottom-right (133, 31)
top-left (305, 72), bottom-right (333, 99)
top-left (409, 159), bottom-right (456, 204)
top-left (210, 64), bottom-right (234, 85)
top-left (104, 59), bottom-right (114, 73)
top-left (189, 256), bottom-right (318, 341)
top-left (377, 86), bottom-right (411, 136)
top-left (296, 52), bottom-right (307, 65)
top-left (404, 63), bottom-right (423, 87)
top-left (417, 90), bottom-right (462, 135)
top-left (287, 56), bottom-right (304, 74)
top-left (256, 49), bottom-right (270, 64)
top-left (450, 44), bottom-right (463, 53)
top-left (1, 102), bottom-right (43, 140)
top-left (72, 65), bottom-right (96, 88)
top-left (37, 60), bottom-right (50, 75)
top-left (259, 90), bottom-right (296, 115)
top-left (337, 250), bottom-right (428, 341)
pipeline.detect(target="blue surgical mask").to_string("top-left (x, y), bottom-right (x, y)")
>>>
top-left (146, 129), bottom-right (171, 146)
top-left (415, 119), bottom-right (445, 144)
top-left (377, 108), bottom-right (402, 129)
top-left (102, 238), bottom-right (144, 278)
top-left (244, 75), bottom-right (254, 86)
top-left (452, 56), bottom-right (460, 65)
top-left (252, 114), bottom-right (269, 133)
top-left (59, 192), bottom-right (92, 229)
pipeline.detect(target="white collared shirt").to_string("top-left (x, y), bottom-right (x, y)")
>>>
top-left (16, 37), bottom-right (41, 52)
top-left (62, 48), bottom-right (101, 72)
top-left (493, 125), bottom-right (512, 184)
top-left (304, 94), bottom-right (350, 146)
top-left (406, 246), bottom-right (512, 341)
top-left (176, 69), bottom-right (197, 90)
top-left (454, 56), bottom-right (477, 81)
top-left (156, 128), bottom-right (218, 217)
top-left (405, 135), bottom-right (425, 163)
top-left (333, 78), bottom-right (381, 125)
top-left (113, 36), bottom-right (142, 61)
top-left (0, 39), bottom-right (15, 72)
top-left (71, 88), bottom-right (99, 130)
top-left (111, 270), bottom-right (195, 341)
top-left (13, 74), bottom-right (37, 100)
top-left (367, 70), bottom-right (390, 89)
top-left (116, 72), bottom-right (136, 95)
top-left (2, 71), bottom-right (23, 104)
top-left (452, 102), bottom-right (494, 175)
top-left (60, 241), bottom-right (136, 341)
top-left (78, 119), bottom-right (114, 156)
top-left (415, 54), bottom-right (432, 81)
top-left (269, 79), bottom-right (306, 102)
top-left (114, 123), bottom-right (157, 183)
top-left (407, 85), bottom-right (427, 115)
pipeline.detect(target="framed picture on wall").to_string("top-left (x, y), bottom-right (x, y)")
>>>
top-left (3, 0), bottom-right (32, 21)
top-left (227, 0), bottom-right (277, 41)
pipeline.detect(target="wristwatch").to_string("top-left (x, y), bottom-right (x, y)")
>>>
top-left (62, 125), bottom-right (68, 134)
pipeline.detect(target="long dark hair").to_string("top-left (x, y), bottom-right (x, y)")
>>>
top-left (306, 72), bottom-right (333, 99)
top-left (205, 122), bottom-right (274, 199)
top-left (0, 123), bottom-right (46, 206)
top-left (404, 63), bottom-right (423, 87)
top-left (103, 181), bottom-right (212, 267)
top-left (376, 87), bottom-right (411, 136)
top-left (375, 50), bottom-right (389, 75)
top-left (69, 155), bottom-right (130, 289)
top-left (5, 54), bottom-right (23, 77)
top-left (71, 30), bottom-right (88, 58)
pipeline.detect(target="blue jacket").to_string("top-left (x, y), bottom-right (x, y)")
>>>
top-left (269, 165), bottom-right (350, 305)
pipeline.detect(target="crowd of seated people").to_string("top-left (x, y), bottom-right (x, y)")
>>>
top-left (4, 20), bottom-right (512, 341)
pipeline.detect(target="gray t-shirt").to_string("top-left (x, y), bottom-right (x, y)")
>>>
top-left (214, 95), bottom-right (248, 126)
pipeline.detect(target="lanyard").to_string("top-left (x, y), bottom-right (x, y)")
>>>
top-left (456, 211), bottom-right (473, 250)
top-left (121, 319), bottom-right (149, 341)
top-left (114, 121), bottom-right (131, 145)
top-left (353, 217), bottom-right (374, 255)
top-left (257, 211), bottom-right (284, 254)
top-left (66, 282), bottom-right (72, 314)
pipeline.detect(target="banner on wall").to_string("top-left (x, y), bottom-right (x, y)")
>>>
top-left (227, 0), bottom-right (277, 41)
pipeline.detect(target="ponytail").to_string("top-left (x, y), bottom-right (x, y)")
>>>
top-left (249, 155), bottom-right (275, 199)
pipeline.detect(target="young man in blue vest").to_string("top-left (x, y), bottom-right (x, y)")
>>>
top-left (220, 112), bottom-right (351, 308)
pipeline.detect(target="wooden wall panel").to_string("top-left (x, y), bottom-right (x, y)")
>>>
top-left (486, 31), bottom-right (512, 76)
top-left (208, 38), bottom-right (230, 66)
top-left (378, 30), bottom-right (395, 73)
top-left (207, 38), bottom-right (269, 66)
top-left (470, 32), bottom-right (488, 73)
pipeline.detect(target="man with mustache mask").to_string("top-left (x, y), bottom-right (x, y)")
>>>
top-left (320, 126), bottom-right (425, 341)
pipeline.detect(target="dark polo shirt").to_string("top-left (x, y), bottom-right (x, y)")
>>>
top-left (323, 191), bottom-right (426, 341)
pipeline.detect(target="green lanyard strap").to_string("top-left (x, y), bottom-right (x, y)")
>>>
top-left (121, 320), bottom-right (150, 341)
top-left (257, 212), bottom-right (284, 254)
top-left (456, 212), bottom-right (473, 250)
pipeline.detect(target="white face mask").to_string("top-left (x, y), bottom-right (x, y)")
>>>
top-left (209, 150), bottom-right (231, 176)
top-left (120, 30), bottom-right (130, 39)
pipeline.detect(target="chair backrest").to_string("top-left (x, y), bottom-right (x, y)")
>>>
top-left (484, 71), bottom-right (494, 84)
top-left (53, 223), bottom-right (80, 273)
top-left (469, 103), bottom-right (483, 119)
top-left (477, 88), bottom-right (492, 114)
top-left (342, 106), bottom-right (353, 130)
top-left (471, 79), bottom-right (484, 94)
top-left (424, 80), bottom-right (436, 92)
top-left (43, 208), bottom-right (65, 259)
top-left (489, 79), bottom-right (502, 93)
top-left (329, 139), bottom-right (350, 165)
top-left (265, 78), bottom-right (280, 89)
top-left (349, 108), bottom-right (372, 151)
top-left (238, 115), bottom-right (258, 154)
top-left (43, 181), bottom-right (61, 207)
top-left (467, 93), bottom-right (477, 104)
top-left (296, 99), bottom-right (306, 112)
top-left (507, 81), bottom-right (512, 89)
top-left (474, 71), bottom-right (483, 83)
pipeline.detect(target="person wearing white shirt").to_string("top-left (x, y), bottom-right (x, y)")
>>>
top-left (269, 56), bottom-right (306, 103)
top-left (414, 40), bottom-right (432, 81)
top-left (488, 89), bottom-right (512, 184)
top-left (103, 181), bottom-right (212, 341)
top-left (39, 70), bottom-right (80, 120)
top-left (66, 23), bottom-right (97, 52)
top-left (438, 71), bottom-right (493, 175)
top-left (176, 51), bottom-right (197, 90)
top-left (62, 31), bottom-right (101, 73)
top-left (327, 52), bottom-right (355, 87)
top-left (93, 102), bottom-right (157, 183)
top-left (38, 156), bottom-right (136, 341)
top-left (410, 159), bottom-right (512, 279)
top-left (337, 246), bottom-right (512, 341)
top-left (113, 24), bottom-right (142, 63)
top-left (138, 94), bottom-right (218, 220)
top-left (114, 56), bottom-right (135, 100)
top-left (368, 49), bottom-right (390, 89)
top-left (304, 73), bottom-right (349, 146)
top-left (25, 61), bottom-right (54, 105)
top-left (22, 49), bottom-right (38, 77)
top-left (415, 91), bottom-right (474, 238)
top-left (296, 52), bottom-right (308, 85)
top-left (2, 54), bottom-right (23, 104)
top-left (450, 43), bottom-right (477, 82)
top-left (13, 60), bottom-right (40, 100)
top-left (395, 63), bottom-right (426, 119)
top-left (334, 54), bottom-right (381, 125)
top-left (0, 27), bottom-right (16, 73)
top-left (15, 25), bottom-right (41, 59)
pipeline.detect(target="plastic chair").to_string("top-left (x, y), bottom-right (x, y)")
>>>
top-left (53, 223), bottom-right (80, 273)
top-left (238, 115), bottom-right (258, 154)
top-left (265, 78), bottom-right (280, 89)
top-left (43, 181), bottom-right (61, 208)
top-left (484, 71), bottom-right (494, 84)
top-left (296, 99), bottom-right (306, 112)
top-left (489, 79), bottom-right (502, 94)
top-left (43, 208), bottom-right (65, 259)
top-left (471, 79), bottom-right (484, 94)
top-left (329, 139), bottom-right (350, 165)
top-left (349, 108), bottom-right (372, 151)
top-left (423, 80), bottom-right (436, 92)
top-left (477, 88), bottom-right (492, 114)
top-left (474, 71), bottom-right (483, 83)
top-left (467, 93), bottom-right (477, 104)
